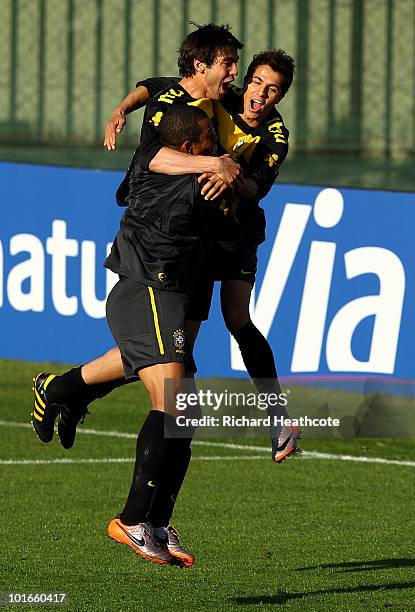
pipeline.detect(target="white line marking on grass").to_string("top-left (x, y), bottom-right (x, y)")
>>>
top-left (193, 440), bottom-right (269, 452)
top-left (192, 456), bottom-right (265, 461)
top-left (0, 420), bottom-right (138, 439)
top-left (0, 456), bottom-right (265, 466)
top-left (301, 451), bottom-right (415, 468)
top-left (0, 420), bottom-right (35, 429)
top-left (1, 420), bottom-right (414, 467)
top-left (0, 457), bottom-right (133, 465)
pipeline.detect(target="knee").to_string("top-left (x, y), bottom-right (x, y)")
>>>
top-left (222, 304), bottom-right (250, 336)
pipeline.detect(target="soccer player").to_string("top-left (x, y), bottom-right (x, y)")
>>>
top-left (33, 109), bottom-right (214, 566)
top-left (107, 104), bottom-right (219, 565)
top-left (32, 22), bottom-right (243, 446)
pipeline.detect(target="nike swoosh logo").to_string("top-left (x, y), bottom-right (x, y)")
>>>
top-left (118, 523), bottom-right (145, 547)
top-left (148, 480), bottom-right (156, 488)
top-left (241, 270), bottom-right (253, 275)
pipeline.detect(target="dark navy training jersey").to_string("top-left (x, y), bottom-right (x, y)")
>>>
top-left (136, 76), bottom-right (180, 98)
top-left (105, 169), bottom-right (227, 291)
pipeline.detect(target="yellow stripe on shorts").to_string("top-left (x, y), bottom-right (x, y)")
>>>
top-left (148, 287), bottom-right (165, 355)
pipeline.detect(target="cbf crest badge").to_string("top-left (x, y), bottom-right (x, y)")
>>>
top-left (173, 329), bottom-right (185, 354)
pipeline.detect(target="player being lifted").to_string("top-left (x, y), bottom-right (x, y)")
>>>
top-left (32, 24), bottom-right (297, 462)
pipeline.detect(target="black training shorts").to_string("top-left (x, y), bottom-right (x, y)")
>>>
top-left (184, 241), bottom-right (258, 322)
top-left (106, 276), bottom-right (194, 379)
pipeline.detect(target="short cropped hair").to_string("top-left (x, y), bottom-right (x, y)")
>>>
top-left (243, 49), bottom-right (295, 97)
top-left (158, 105), bottom-right (209, 149)
top-left (178, 22), bottom-right (243, 77)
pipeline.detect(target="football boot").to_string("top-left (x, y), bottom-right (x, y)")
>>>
top-left (272, 425), bottom-right (301, 463)
top-left (154, 525), bottom-right (195, 567)
top-left (31, 373), bottom-right (60, 443)
top-left (107, 518), bottom-right (172, 565)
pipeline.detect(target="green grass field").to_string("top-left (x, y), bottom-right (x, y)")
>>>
top-left (1, 359), bottom-right (414, 611)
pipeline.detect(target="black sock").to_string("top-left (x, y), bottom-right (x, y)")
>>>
top-left (46, 367), bottom-right (88, 403)
top-left (148, 438), bottom-right (192, 528)
top-left (83, 378), bottom-right (130, 403)
top-left (121, 410), bottom-right (169, 526)
top-left (46, 366), bottom-right (128, 405)
top-left (233, 321), bottom-right (288, 434)
top-left (233, 321), bottom-right (278, 381)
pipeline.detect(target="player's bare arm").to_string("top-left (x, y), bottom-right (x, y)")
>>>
top-left (104, 85), bottom-right (150, 151)
top-left (150, 151), bottom-right (240, 199)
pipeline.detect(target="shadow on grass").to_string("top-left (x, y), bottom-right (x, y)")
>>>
top-left (231, 580), bottom-right (415, 606)
top-left (295, 558), bottom-right (415, 572)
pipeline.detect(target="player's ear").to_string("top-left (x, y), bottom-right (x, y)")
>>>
top-left (194, 59), bottom-right (207, 74)
top-left (179, 140), bottom-right (193, 154)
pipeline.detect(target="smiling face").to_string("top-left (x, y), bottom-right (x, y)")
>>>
top-left (242, 64), bottom-right (285, 127)
top-left (203, 46), bottom-right (239, 100)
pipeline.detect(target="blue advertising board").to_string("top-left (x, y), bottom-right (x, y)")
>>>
top-left (1, 161), bottom-right (414, 385)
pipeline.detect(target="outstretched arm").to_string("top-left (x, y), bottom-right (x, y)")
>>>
top-left (104, 85), bottom-right (150, 151)
top-left (104, 76), bottom-right (180, 151)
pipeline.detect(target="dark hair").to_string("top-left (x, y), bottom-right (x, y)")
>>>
top-left (158, 105), bottom-right (209, 149)
top-left (178, 22), bottom-right (243, 77)
top-left (243, 49), bottom-right (295, 97)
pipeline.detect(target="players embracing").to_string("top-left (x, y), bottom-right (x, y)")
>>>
top-left (31, 22), bottom-right (297, 566)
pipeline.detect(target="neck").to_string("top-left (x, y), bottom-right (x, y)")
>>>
top-left (179, 75), bottom-right (208, 99)
top-left (240, 113), bottom-right (261, 128)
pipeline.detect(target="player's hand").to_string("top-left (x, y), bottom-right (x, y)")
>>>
top-left (216, 154), bottom-right (240, 186)
top-left (104, 108), bottom-right (126, 151)
top-left (198, 172), bottom-right (228, 201)
top-left (198, 156), bottom-right (240, 200)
